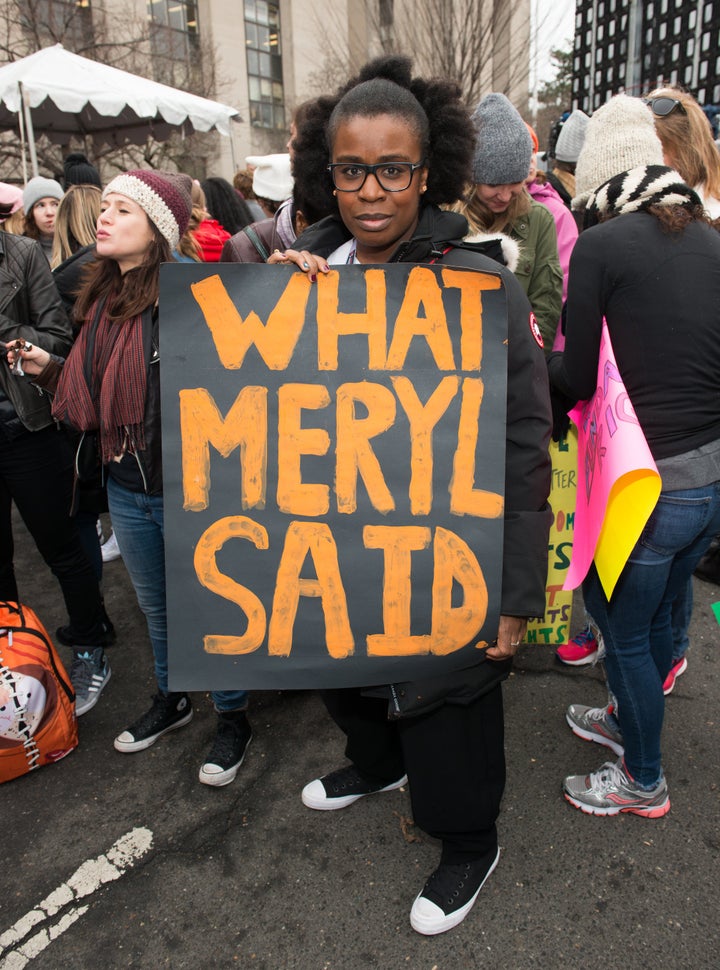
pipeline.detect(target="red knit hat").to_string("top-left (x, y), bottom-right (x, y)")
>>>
top-left (102, 169), bottom-right (193, 249)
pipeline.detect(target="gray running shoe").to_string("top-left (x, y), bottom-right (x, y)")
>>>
top-left (563, 759), bottom-right (670, 818)
top-left (566, 703), bottom-right (624, 756)
top-left (70, 648), bottom-right (111, 716)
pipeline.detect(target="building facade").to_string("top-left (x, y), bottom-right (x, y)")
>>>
top-left (572, 0), bottom-right (720, 112)
top-left (3, 0), bottom-right (531, 179)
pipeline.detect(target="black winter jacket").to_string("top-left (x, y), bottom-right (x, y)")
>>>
top-left (548, 211), bottom-right (720, 461)
top-left (295, 205), bottom-right (553, 712)
top-left (0, 233), bottom-right (71, 435)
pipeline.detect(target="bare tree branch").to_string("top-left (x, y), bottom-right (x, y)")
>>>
top-left (0, 0), bottom-right (227, 181)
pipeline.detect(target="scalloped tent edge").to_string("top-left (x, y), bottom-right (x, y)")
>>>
top-left (0, 44), bottom-right (242, 176)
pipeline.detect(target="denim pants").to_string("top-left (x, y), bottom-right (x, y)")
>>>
top-left (107, 477), bottom-right (247, 712)
top-left (583, 481), bottom-right (720, 786)
top-left (0, 426), bottom-right (108, 644)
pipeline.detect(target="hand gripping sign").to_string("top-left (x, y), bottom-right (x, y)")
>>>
top-left (159, 263), bottom-right (509, 690)
top-left (564, 319), bottom-right (661, 599)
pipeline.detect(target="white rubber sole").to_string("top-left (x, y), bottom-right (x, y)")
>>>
top-left (566, 709), bottom-right (624, 757)
top-left (114, 708), bottom-right (193, 753)
top-left (410, 848), bottom-right (500, 936)
top-left (199, 735), bottom-right (252, 787)
top-left (301, 773), bottom-right (407, 810)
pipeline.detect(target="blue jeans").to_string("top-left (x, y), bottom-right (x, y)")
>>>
top-left (107, 478), bottom-right (247, 712)
top-left (583, 482), bottom-right (720, 786)
top-left (670, 578), bottom-right (692, 663)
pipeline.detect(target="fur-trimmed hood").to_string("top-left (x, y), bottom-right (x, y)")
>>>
top-left (463, 230), bottom-right (520, 273)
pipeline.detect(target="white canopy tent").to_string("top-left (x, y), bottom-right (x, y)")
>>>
top-left (0, 45), bottom-right (241, 178)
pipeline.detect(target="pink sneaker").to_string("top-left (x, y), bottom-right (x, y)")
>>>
top-left (662, 656), bottom-right (688, 696)
top-left (556, 627), bottom-right (602, 666)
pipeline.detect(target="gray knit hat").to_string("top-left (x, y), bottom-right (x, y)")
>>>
top-left (23, 176), bottom-right (63, 213)
top-left (471, 93), bottom-right (533, 184)
top-left (554, 109), bottom-right (590, 163)
top-left (573, 94), bottom-right (664, 210)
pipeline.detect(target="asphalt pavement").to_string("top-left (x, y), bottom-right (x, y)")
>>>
top-left (2, 510), bottom-right (719, 969)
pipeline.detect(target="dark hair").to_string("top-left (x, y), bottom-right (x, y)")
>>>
top-left (291, 55), bottom-right (474, 216)
top-left (23, 210), bottom-right (43, 240)
top-left (328, 78), bottom-right (430, 157)
top-left (75, 224), bottom-right (171, 324)
top-left (200, 177), bottom-right (254, 235)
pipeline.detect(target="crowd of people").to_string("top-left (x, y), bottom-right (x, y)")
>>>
top-left (3, 55), bottom-right (720, 936)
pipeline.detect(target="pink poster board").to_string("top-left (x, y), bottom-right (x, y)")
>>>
top-left (564, 320), bottom-right (661, 599)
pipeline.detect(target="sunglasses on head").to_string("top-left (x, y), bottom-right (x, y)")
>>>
top-left (643, 96), bottom-right (686, 117)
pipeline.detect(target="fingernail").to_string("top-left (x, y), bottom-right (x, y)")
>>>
top-left (323, 265), bottom-right (330, 273)
top-left (310, 274), bottom-right (317, 283)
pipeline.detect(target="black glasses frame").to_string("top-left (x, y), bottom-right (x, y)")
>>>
top-left (643, 97), bottom-right (686, 117)
top-left (327, 160), bottom-right (426, 192)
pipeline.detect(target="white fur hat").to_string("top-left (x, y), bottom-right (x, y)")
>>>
top-left (246, 153), bottom-right (293, 202)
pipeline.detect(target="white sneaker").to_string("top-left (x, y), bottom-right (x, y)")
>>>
top-left (101, 531), bottom-right (121, 563)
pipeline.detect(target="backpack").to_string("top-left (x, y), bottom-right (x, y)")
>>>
top-left (0, 601), bottom-right (78, 783)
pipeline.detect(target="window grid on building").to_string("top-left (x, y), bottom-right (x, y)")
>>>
top-left (245, 0), bottom-right (285, 130)
top-left (21, 0), bottom-right (94, 48)
top-left (573, 0), bottom-right (720, 112)
top-left (147, 0), bottom-right (199, 67)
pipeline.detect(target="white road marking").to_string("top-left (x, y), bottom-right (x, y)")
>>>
top-left (0, 827), bottom-right (153, 968)
top-left (0, 907), bottom-right (88, 970)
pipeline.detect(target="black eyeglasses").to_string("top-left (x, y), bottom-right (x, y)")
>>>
top-left (327, 160), bottom-right (426, 192)
top-left (643, 97), bottom-right (686, 117)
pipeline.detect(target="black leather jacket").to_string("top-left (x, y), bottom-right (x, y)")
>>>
top-left (0, 233), bottom-right (71, 435)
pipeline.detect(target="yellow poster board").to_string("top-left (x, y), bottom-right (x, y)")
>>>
top-left (525, 426), bottom-right (577, 646)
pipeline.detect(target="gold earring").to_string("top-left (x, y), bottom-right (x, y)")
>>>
top-left (421, 185), bottom-right (427, 193)
top-left (332, 189), bottom-right (337, 196)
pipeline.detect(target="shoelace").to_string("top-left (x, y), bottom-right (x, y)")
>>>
top-left (572, 629), bottom-right (596, 648)
top-left (206, 721), bottom-right (242, 762)
top-left (70, 653), bottom-right (95, 692)
top-left (587, 705), bottom-right (617, 727)
top-left (424, 862), bottom-right (473, 904)
top-left (588, 761), bottom-right (626, 793)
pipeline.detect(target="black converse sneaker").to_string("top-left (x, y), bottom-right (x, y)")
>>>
top-left (114, 693), bottom-right (193, 753)
top-left (70, 648), bottom-right (111, 716)
top-left (198, 711), bottom-right (253, 787)
top-left (301, 764), bottom-right (408, 810)
top-left (410, 847), bottom-right (501, 935)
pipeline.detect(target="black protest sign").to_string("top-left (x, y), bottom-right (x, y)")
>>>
top-left (160, 263), bottom-right (508, 690)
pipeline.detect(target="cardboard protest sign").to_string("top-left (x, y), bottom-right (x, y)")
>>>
top-left (159, 263), bottom-right (509, 690)
top-left (565, 320), bottom-right (661, 599)
top-left (525, 426), bottom-right (577, 646)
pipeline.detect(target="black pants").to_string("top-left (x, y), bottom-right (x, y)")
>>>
top-left (0, 426), bottom-right (108, 644)
top-left (321, 683), bottom-right (505, 863)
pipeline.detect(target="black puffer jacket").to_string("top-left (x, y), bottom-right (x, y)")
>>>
top-left (0, 233), bottom-right (71, 436)
top-left (295, 205), bottom-right (553, 712)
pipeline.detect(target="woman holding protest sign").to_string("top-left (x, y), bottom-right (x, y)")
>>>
top-left (269, 55), bottom-right (552, 936)
top-left (9, 169), bottom-right (252, 787)
top-left (547, 95), bottom-right (720, 819)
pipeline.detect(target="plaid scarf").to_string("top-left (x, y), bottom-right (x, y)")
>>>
top-left (586, 165), bottom-right (702, 221)
top-left (52, 300), bottom-right (147, 464)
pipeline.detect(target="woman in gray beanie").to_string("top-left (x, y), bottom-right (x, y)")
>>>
top-left (455, 93), bottom-right (563, 352)
top-left (22, 176), bottom-right (64, 263)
